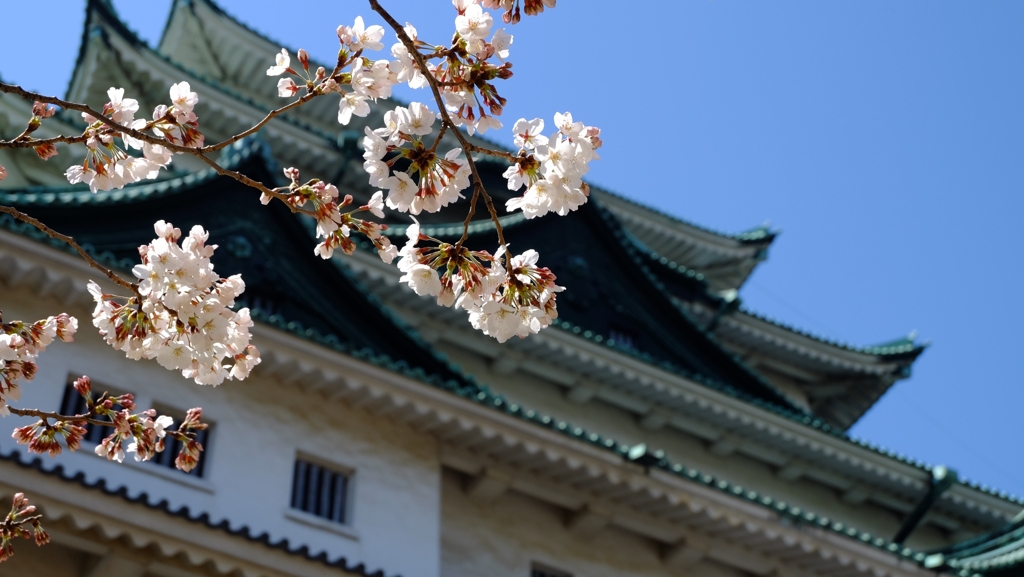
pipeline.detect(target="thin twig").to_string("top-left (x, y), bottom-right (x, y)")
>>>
top-left (429, 122), bottom-right (449, 153)
top-left (200, 92), bottom-right (319, 153)
top-left (0, 205), bottom-right (139, 296)
top-left (8, 407), bottom-right (111, 428)
top-left (464, 143), bottom-right (521, 164)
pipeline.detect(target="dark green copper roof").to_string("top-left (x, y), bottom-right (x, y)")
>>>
top-left (926, 517), bottom-right (1024, 577)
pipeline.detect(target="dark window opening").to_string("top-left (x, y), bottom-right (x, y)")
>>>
top-left (290, 457), bottom-right (349, 524)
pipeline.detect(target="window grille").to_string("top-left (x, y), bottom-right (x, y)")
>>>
top-left (531, 564), bottom-right (572, 577)
top-left (290, 457), bottom-right (350, 524)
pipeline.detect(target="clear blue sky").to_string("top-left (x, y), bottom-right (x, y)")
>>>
top-left (3, 1), bottom-right (1023, 500)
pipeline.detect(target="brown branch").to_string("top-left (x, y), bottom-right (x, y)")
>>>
top-left (0, 83), bottom-right (201, 158)
top-left (8, 407), bottom-right (111, 428)
top-left (0, 134), bottom-right (89, 149)
top-left (464, 143), bottom-right (520, 164)
top-left (0, 205), bottom-right (139, 296)
top-left (429, 122), bottom-right (449, 153)
top-left (368, 0), bottom-right (507, 252)
top-left (200, 91), bottom-right (318, 153)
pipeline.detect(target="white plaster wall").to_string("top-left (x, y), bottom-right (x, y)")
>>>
top-left (440, 470), bottom-right (744, 577)
top-left (2, 286), bottom-right (442, 577)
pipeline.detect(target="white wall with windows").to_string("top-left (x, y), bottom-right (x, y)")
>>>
top-left (3, 286), bottom-right (444, 577)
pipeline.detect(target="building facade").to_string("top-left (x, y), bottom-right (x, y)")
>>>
top-left (0, 1), bottom-right (1020, 576)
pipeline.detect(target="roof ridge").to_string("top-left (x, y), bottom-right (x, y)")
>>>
top-left (596, 186), bottom-right (777, 244)
top-left (738, 306), bottom-right (926, 356)
top-left (70, 0), bottom-right (341, 147)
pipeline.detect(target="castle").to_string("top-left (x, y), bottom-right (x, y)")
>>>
top-left (0, 1), bottom-right (1020, 576)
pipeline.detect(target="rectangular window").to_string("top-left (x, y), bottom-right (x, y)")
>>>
top-left (58, 380), bottom-right (210, 477)
top-left (290, 457), bottom-right (349, 524)
top-left (531, 564), bottom-right (572, 577)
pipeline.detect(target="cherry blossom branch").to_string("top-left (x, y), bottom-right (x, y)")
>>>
top-left (6, 407), bottom-right (111, 428)
top-left (0, 133), bottom-right (89, 149)
top-left (463, 142), bottom-right (520, 164)
top-left (0, 204), bottom-right (140, 296)
top-left (0, 83), bottom-right (315, 217)
top-left (429, 122), bottom-right (449, 153)
top-left (368, 0), bottom-right (507, 250)
top-left (0, 493), bottom-right (47, 562)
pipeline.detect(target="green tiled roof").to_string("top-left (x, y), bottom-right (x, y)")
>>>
top-left (926, 518), bottom-right (1024, 577)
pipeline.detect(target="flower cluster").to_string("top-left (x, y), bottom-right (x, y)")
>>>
top-left (362, 115), bottom-right (472, 215)
top-left (505, 113), bottom-right (602, 218)
top-left (0, 493), bottom-right (48, 563)
top-left (435, 2), bottom-right (515, 135)
top-left (482, 0), bottom-right (557, 23)
top-left (64, 83), bottom-right (203, 193)
top-left (88, 221), bottom-right (260, 386)
top-left (10, 376), bottom-right (208, 473)
top-left (396, 222), bottom-right (561, 342)
top-left (0, 313), bottom-right (78, 416)
top-left (268, 167), bottom-right (397, 262)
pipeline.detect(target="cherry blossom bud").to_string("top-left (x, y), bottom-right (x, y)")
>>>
top-left (315, 66), bottom-right (326, 82)
top-left (0, 164), bottom-right (8, 182)
top-left (116, 393), bottom-right (135, 410)
top-left (181, 407), bottom-right (208, 430)
top-left (32, 101), bottom-right (56, 118)
top-left (32, 523), bottom-right (49, 546)
top-left (33, 143), bottom-right (58, 160)
top-left (12, 425), bottom-right (35, 445)
top-left (337, 25), bottom-right (354, 45)
top-left (283, 167), bottom-right (300, 182)
top-left (298, 49), bottom-right (310, 71)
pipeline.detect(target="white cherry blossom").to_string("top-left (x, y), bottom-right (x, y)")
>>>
top-left (266, 48), bottom-right (291, 75)
top-left (338, 92), bottom-right (370, 124)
